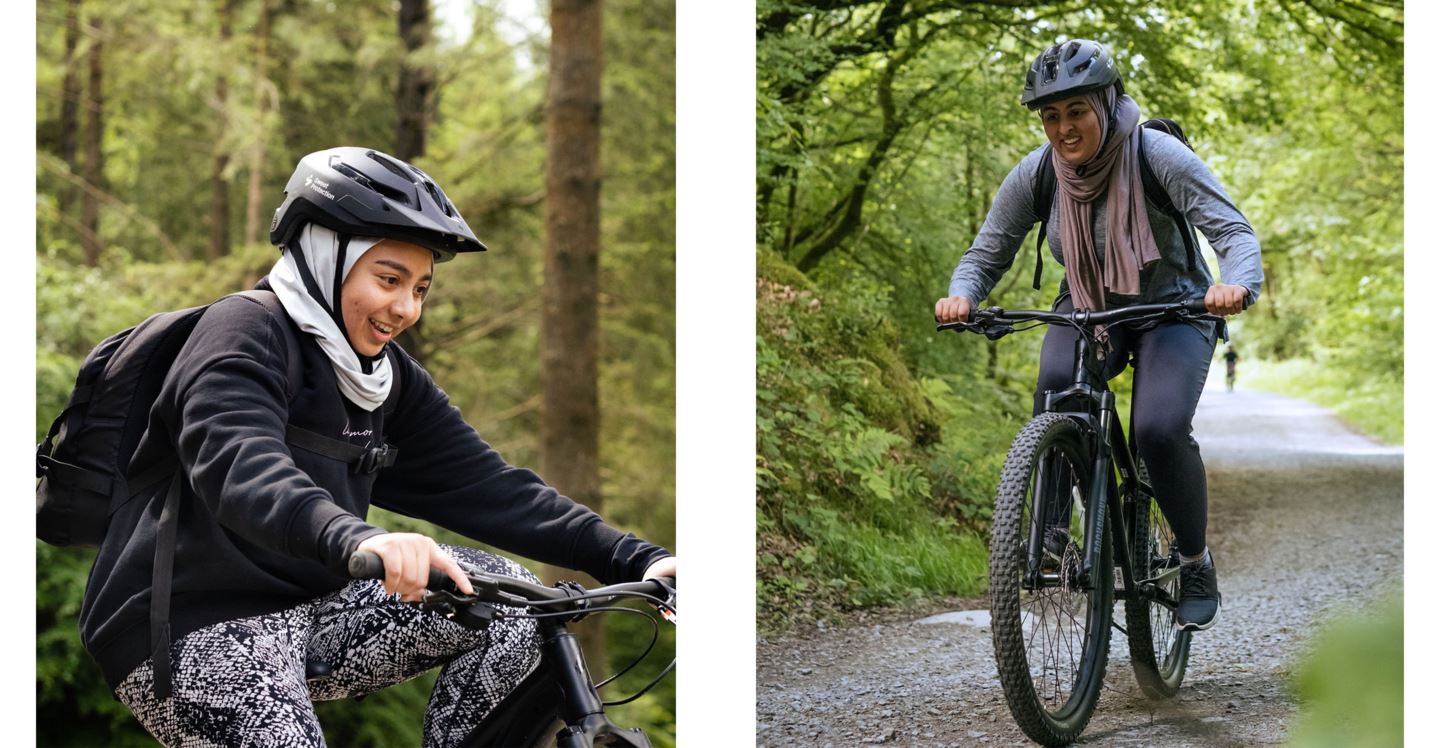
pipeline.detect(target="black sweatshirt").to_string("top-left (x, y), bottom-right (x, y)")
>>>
top-left (78, 292), bottom-right (671, 690)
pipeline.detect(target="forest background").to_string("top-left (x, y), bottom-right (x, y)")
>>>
top-left (35, 0), bottom-right (676, 745)
top-left (755, 0), bottom-right (1401, 664)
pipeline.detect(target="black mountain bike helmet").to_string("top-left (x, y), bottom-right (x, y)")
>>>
top-left (1020, 39), bottom-right (1122, 111)
top-left (269, 147), bottom-right (486, 261)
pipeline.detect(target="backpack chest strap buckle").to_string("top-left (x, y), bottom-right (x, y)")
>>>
top-left (354, 444), bottom-right (397, 474)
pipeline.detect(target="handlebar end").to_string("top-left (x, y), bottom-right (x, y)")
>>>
top-left (349, 550), bottom-right (385, 580)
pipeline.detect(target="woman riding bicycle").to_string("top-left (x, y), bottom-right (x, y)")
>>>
top-left (78, 147), bottom-right (677, 746)
top-left (933, 40), bottom-right (1261, 631)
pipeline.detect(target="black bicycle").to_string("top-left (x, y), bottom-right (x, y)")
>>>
top-left (939, 300), bottom-right (1217, 746)
top-left (348, 551), bottom-right (676, 747)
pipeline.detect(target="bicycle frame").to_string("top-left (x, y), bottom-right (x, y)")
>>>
top-left (464, 616), bottom-right (651, 747)
top-left (967, 304), bottom-right (1203, 613)
top-left (1015, 313), bottom-right (1185, 612)
top-left (941, 300), bottom-right (1209, 741)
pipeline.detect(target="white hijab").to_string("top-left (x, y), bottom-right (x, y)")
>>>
top-left (269, 224), bottom-right (391, 411)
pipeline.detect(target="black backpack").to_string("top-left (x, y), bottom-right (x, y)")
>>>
top-left (36, 289), bottom-right (399, 699)
top-left (1028, 118), bottom-right (1200, 290)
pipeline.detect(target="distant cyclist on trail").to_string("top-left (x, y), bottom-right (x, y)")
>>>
top-left (77, 147), bottom-right (677, 746)
top-left (1224, 344), bottom-right (1239, 392)
top-left (933, 40), bottom-right (1262, 631)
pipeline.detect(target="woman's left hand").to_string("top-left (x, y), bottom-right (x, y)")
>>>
top-left (642, 557), bottom-right (677, 581)
top-left (1205, 284), bottom-right (1250, 316)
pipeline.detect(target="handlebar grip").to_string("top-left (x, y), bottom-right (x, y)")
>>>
top-left (347, 550), bottom-right (456, 592)
top-left (348, 550), bottom-right (385, 580)
top-left (1183, 298), bottom-right (1209, 314)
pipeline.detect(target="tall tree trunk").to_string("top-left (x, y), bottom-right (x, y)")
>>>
top-left (80, 14), bottom-right (104, 266)
top-left (395, 0), bottom-right (432, 161)
top-left (243, 0), bottom-right (274, 247)
top-left (393, 0), bottom-right (434, 362)
top-left (58, 0), bottom-right (82, 216)
top-left (208, 0), bottom-right (236, 260)
top-left (542, 0), bottom-right (605, 668)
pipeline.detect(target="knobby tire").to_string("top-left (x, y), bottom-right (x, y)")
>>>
top-left (1122, 460), bottom-right (1192, 698)
top-left (989, 413), bottom-right (1112, 746)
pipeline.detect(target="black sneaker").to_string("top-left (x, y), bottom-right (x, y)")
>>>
top-left (1176, 553), bottom-right (1221, 631)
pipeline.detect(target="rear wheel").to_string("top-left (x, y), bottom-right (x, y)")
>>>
top-left (989, 413), bottom-right (1112, 746)
top-left (1123, 459), bottom-right (1191, 698)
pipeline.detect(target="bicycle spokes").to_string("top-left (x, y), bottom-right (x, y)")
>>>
top-left (1020, 448), bottom-right (1093, 711)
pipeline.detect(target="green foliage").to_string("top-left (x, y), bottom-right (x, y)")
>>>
top-left (1286, 591), bottom-right (1402, 748)
top-left (757, 251), bottom-right (1009, 629)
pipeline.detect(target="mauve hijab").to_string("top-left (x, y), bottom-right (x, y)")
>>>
top-left (1052, 86), bottom-right (1161, 313)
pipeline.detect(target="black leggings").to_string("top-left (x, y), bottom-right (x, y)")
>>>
top-left (114, 546), bottom-right (541, 747)
top-left (1034, 300), bottom-right (1215, 556)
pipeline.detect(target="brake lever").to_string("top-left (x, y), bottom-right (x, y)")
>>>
top-left (421, 589), bottom-right (500, 630)
top-left (652, 577), bottom-right (677, 624)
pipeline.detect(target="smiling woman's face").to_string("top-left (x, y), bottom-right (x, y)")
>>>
top-left (340, 239), bottom-right (434, 356)
top-left (1040, 95), bottom-right (1103, 164)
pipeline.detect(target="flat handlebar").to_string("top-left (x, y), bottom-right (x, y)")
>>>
top-left (347, 550), bottom-right (675, 613)
top-left (936, 299), bottom-right (1217, 334)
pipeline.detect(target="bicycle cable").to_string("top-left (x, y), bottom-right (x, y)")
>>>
top-left (593, 611), bottom-right (660, 691)
top-left (502, 603), bottom-right (674, 706)
top-left (603, 660), bottom-right (676, 707)
top-left (523, 588), bottom-right (673, 611)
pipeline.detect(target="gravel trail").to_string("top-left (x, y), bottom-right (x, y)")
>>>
top-left (756, 384), bottom-right (1402, 746)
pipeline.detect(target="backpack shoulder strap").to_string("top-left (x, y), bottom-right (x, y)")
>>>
top-left (235, 290), bottom-right (303, 401)
top-left (148, 471), bottom-right (183, 700)
top-left (1031, 146), bottom-right (1056, 290)
top-left (1136, 126), bottom-right (1200, 272)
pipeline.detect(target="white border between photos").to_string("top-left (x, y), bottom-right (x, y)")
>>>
top-left (13, 6), bottom-right (37, 744)
top-left (676, 2), bottom-right (757, 742)
top-left (1405, 5), bottom-right (1427, 745)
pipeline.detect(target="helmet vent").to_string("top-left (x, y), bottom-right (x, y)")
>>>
top-left (333, 157), bottom-right (414, 208)
top-left (420, 179), bottom-right (455, 218)
top-left (366, 150), bottom-right (418, 183)
top-left (1064, 40), bottom-right (1082, 61)
top-left (330, 160), bottom-right (375, 190)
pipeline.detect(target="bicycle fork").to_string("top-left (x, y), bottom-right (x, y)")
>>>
top-left (1072, 392), bottom-right (1135, 597)
top-left (544, 619), bottom-right (651, 748)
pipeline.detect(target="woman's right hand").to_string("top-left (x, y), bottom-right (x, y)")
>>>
top-left (355, 532), bottom-right (475, 601)
top-left (934, 295), bottom-right (973, 324)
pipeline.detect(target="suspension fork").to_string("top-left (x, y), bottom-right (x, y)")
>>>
top-left (1077, 390), bottom-right (1137, 598)
top-left (1092, 397), bottom-right (1140, 599)
top-left (545, 618), bottom-right (652, 748)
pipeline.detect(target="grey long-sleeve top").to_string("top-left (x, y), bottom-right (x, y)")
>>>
top-left (948, 129), bottom-right (1263, 315)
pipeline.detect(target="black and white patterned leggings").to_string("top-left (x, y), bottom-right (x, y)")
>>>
top-left (114, 545), bottom-right (541, 747)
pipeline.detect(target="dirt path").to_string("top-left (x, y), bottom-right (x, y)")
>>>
top-left (756, 384), bottom-right (1403, 746)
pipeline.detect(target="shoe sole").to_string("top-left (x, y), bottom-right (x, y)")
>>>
top-left (1177, 608), bottom-right (1220, 632)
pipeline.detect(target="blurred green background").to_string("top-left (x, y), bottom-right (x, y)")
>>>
top-left (36, 0), bottom-right (675, 744)
top-left (755, 0), bottom-right (1400, 731)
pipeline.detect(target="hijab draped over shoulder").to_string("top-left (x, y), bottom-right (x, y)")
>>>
top-left (1053, 87), bottom-right (1161, 313)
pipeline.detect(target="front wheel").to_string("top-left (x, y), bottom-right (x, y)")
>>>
top-left (1123, 459), bottom-right (1192, 698)
top-left (989, 413), bottom-right (1112, 746)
